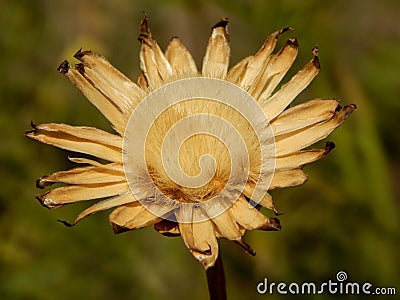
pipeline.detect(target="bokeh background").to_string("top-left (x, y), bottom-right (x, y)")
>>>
top-left (1, 0), bottom-right (399, 299)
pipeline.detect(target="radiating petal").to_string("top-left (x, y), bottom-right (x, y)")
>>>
top-left (138, 17), bottom-right (173, 89)
top-left (73, 192), bottom-right (137, 225)
top-left (36, 163), bottom-right (124, 188)
top-left (25, 123), bottom-right (122, 162)
top-left (270, 168), bottom-right (308, 190)
top-left (271, 99), bottom-right (339, 136)
top-left (109, 202), bottom-right (162, 234)
top-left (243, 183), bottom-right (278, 213)
top-left (57, 61), bottom-right (125, 133)
top-left (251, 38), bottom-right (298, 99)
top-left (165, 37), bottom-right (198, 77)
top-left (210, 209), bottom-right (243, 240)
top-left (202, 18), bottom-right (230, 79)
top-left (275, 104), bottom-right (357, 156)
top-left (137, 72), bottom-right (149, 91)
top-left (239, 27), bottom-right (291, 91)
top-left (260, 52), bottom-right (320, 121)
top-left (68, 157), bottom-right (123, 172)
top-left (154, 219), bottom-right (180, 237)
top-left (275, 141), bottom-right (335, 170)
top-left (74, 50), bottom-right (144, 109)
top-left (36, 182), bottom-right (129, 209)
top-left (230, 196), bottom-right (281, 231)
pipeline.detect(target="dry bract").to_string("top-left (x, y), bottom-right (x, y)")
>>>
top-left (26, 17), bottom-right (356, 270)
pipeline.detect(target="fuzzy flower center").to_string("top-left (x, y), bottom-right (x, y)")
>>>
top-left (122, 78), bottom-right (275, 222)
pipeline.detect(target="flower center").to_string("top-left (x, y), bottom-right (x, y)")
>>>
top-left (122, 78), bottom-right (276, 222)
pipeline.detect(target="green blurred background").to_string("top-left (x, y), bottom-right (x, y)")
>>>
top-left (1, 0), bottom-right (399, 299)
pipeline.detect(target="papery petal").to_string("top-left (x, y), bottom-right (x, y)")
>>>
top-left (260, 53), bottom-right (320, 121)
top-left (72, 192), bottom-right (137, 225)
top-left (275, 141), bottom-right (335, 170)
top-left (138, 17), bottom-right (173, 89)
top-left (74, 50), bottom-right (144, 109)
top-left (154, 219), bottom-right (180, 237)
top-left (36, 163), bottom-right (124, 188)
top-left (36, 182), bottom-right (129, 208)
top-left (57, 61), bottom-right (126, 133)
top-left (109, 202), bottom-right (162, 233)
top-left (275, 104), bottom-right (357, 156)
top-left (271, 99), bottom-right (339, 136)
top-left (202, 18), bottom-right (230, 79)
top-left (251, 38), bottom-right (298, 99)
top-left (210, 209), bottom-right (243, 240)
top-left (230, 196), bottom-right (281, 231)
top-left (165, 37), bottom-right (198, 77)
top-left (270, 169), bottom-right (308, 190)
top-left (25, 123), bottom-right (122, 162)
top-left (226, 56), bottom-right (251, 84)
top-left (239, 27), bottom-right (291, 91)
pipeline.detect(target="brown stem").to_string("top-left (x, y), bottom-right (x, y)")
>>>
top-left (206, 253), bottom-right (227, 300)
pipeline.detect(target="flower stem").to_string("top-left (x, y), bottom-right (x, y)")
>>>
top-left (206, 253), bottom-right (227, 300)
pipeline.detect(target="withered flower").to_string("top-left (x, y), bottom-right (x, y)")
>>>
top-left (26, 17), bottom-right (356, 273)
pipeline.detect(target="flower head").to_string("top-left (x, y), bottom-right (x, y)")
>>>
top-left (26, 17), bottom-right (356, 269)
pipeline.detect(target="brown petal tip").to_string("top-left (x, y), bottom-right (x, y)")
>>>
top-left (138, 15), bottom-right (151, 41)
top-left (57, 220), bottom-right (75, 227)
top-left (212, 17), bottom-right (229, 29)
top-left (287, 37), bottom-right (298, 47)
top-left (25, 121), bottom-right (39, 136)
top-left (57, 60), bottom-right (70, 74)
top-left (258, 217), bottom-right (282, 231)
top-left (324, 141), bottom-right (336, 153)
top-left (312, 55), bottom-right (320, 69)
top-left (111, 222), bottom-right (131, 234)
top-left (235, 239), bottom-right (256, 256)
top-left (36, 176), bottom-right (53, 189)
top-left (35, 193), bottom-right (62, 209)
top-left (73, 48), bottom-right (94, 60)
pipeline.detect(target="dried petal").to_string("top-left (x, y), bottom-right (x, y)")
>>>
top-left (202, 18), bottom-right (230, 79)
top-left (165, 37), bottom-right (198, 77)
top-left (270, 168), bottom-right (308, 190)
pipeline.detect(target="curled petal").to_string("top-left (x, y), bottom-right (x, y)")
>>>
top-left (202, 18), bottom-right (230, 79)
top-left (165, 37), bottom-right (198, 77)
top-left (271, 98), bottom-right (340, 136)
top-left (110, 202), bottom-right (162, 234)
top-left (138, 17), bottom-right (173, 88)
top-left (275, 104), bottom-right (357, 156)
top-left (74, 50), bottom-right (144, 109)
top-left (226, 56), bottom-right (251, 84)
top-left (71, 192), bottom-right (137, 225)
top-left (239, 27), bottom-right (292, 90)
top-left (57, 61), bottom-right (126, 133)
top-left (36, 182), bottom-right (129, 209)
top-left (230, 196), bottom-right (281, 231)
top-left (210, 209), bottom-right (243, 241)
top-left (251, 38), bottom-right (298, 99)
top-left (25, 123), bottom-right (122, 162)
top-left (154, 219), bottom-right (180, 237)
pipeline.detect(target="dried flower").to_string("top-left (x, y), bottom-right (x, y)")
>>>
top-left (26, 17), bottom-right (356, 270)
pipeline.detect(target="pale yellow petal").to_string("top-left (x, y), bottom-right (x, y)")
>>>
top-left (260, 55), bottom-right (320, 121)
top-left (271, 99), bottom-right (339, 136)
top-left (73, 192), bottom-right (137, 225)
top-left (36, 163), bottom-right (124, 188)
top-left (165, 37), bottom-right (198, 77)
top-left (239, 27), bottom-right (291, 90)
top-left (74, 50), bottom-right (144, 108)
top-left (202, 18), bottom-right (230, 79)
top-left (275, 104), bottom-right (357, 156)
top-left (275, 141), bottom-right (335, 170)
top-left (230, 196), bottom-right (281, 231)
top-left (226, 56), bottom-right (251, 84)
top-left (25, 123), bottom-right (122, 162)
top-left (138, 17), bottom-right (173, 88)
top-left (57, 61), bottom-right (125, 133)
top-left (251, 38), bottom-right (298, 99)
top-left (270, 169), bottom-right (308, 190)
top-left (36, 182), bottom-right (129, 208)
top-left (210, 209), bottom-right (242, 240)
top-left (109, 202), bottom-right (162, 233)
top-left (243, 184), bottom-right (277, 213)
